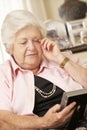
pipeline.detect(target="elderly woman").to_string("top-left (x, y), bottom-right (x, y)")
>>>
top-left (0, 10), bottom-right (87, 130)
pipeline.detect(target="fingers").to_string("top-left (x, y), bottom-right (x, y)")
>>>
top-left (61, 102), bottom-right (76, 115)
top-left (40, 38), bottom-right (55, 51)
top-left (49, 104), bottom-right (61, 113)
top-left (43, 102), bottom-right (76, 128)
top-left (59, 102), bottom-right (76, 121)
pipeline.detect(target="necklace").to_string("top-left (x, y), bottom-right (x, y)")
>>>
top-left (35, 84), bottom-right (56, 98)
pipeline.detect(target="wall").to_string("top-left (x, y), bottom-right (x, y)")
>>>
top-left (29, 0), bottom-right (87, 21)
top-left (43, 0), bottom-right (64, 21)
top-left (43, 0), bottom-right (87, 21)
top-left (23, 0), bottom-right (87, 21)
top-left (30, 0), bottom-right (47, 21)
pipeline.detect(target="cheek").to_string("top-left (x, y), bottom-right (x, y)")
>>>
top-left (13, 46), bottom-right (25, 59)
top-left (37, 44), bottom-right (43, 54)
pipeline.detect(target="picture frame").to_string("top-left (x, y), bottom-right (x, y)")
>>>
top-left (61, 89), bottom-right (87, 130)
top-left (66, 18), bottom-right (87, 46)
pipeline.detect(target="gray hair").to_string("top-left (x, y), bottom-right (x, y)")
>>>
top-left (1, 10), bottom-right (46, 52)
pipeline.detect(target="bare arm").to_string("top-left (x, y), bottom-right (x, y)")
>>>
top-left (54, 53), bottom-right (87, 87)
top-left (0, 120), bottom-right (20, 130)
top-left (0, 102), bottom-right (76, 129)
top-left (0, 120), bottom-right (38, 130)
top-left (0, 111), bottom-right (42, 129)
top-left (40, 38), bottom-right (87, 88)
top-left (61, 55), bottom-right (87, 87)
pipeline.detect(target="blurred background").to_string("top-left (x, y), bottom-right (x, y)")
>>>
top-left (0, 0), bottom-right (87, 63)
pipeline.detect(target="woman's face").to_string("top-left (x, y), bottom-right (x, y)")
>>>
top-left (11, 26), bottom-right (43, 70)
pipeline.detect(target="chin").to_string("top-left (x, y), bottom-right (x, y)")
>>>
top-left (26, 61), bottom-right (40, 67)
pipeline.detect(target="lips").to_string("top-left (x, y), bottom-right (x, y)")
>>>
top-left (26, 53), bottom-right (37, 56)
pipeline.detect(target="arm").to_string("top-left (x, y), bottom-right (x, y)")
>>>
top-left (61, 56), bottom-right (87, 87)
top-left (0, 120), bottom-right (20, 130)
top-left (0, 120), bottom-right (36, 130)
top-left (0, 111), bottom-right (42, 129)
top-left (0, 102), bottom-right (76, 129)
top-left (40, 38), bottom-right (87, 88)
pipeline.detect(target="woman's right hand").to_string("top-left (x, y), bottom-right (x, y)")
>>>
top-left (41, 102), bottom-right (76, 129)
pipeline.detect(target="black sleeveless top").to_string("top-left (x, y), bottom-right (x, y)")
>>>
top-left (33, 76), bottom-right (64, 116)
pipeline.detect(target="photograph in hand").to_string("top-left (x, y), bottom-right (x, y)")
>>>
top-left (61, 89), bottom-right (87, 130)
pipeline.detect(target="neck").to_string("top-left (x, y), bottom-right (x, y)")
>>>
top-left (32, 68), bottom-right (39, 75)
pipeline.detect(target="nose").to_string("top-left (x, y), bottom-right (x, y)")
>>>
top-left (26, 40), bottom-right (35, 50)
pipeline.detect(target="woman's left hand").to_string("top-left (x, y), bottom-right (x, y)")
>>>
top-left (40, 38), bottom-right (63, 63)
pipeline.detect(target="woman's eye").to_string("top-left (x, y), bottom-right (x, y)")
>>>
top-left (33, 40), bottom-right (40, 44)
top-left (19, 42), bottom-right (27, 45)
